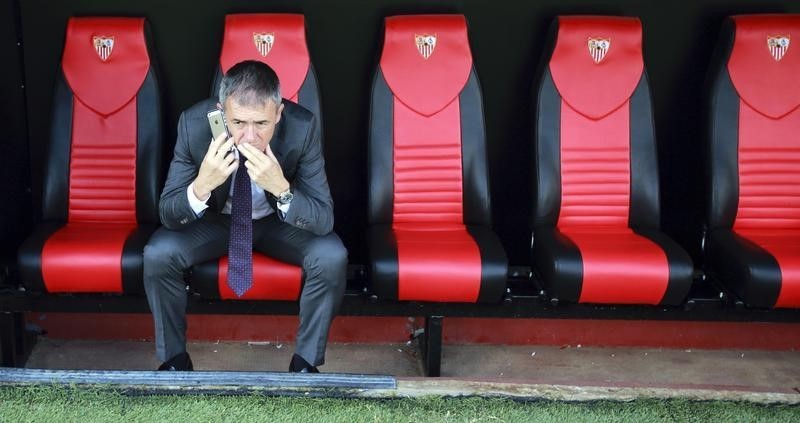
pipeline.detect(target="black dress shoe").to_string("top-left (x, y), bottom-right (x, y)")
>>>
top-left (289, 353), bottom-right (319, 373)
top-left (158, 352), bottom-right (194, 371)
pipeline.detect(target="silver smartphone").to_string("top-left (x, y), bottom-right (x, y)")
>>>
top-left (207, 109), bottom-right (230, 140)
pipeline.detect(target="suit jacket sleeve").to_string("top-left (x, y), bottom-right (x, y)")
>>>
top-left (280, 114), bottom-right (334, 236)
top-left (159, 110), bottom-right (202, 230)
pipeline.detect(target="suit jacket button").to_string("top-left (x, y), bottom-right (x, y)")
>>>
top-left (180, 218), bottom-right (188, 224)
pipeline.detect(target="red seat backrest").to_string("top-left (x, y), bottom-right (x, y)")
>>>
top-left (378, 15), bottom-right (475, 229)
top-left (217, 14), bottom-right (311, 103)
top-left (542, 16), bottom-right (651, 229)
top-left (725, 15), bottom-right (800, 231)
top-left (60, 17), bottom-right (151, 224)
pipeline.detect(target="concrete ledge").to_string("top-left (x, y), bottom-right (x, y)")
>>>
top-left (0, 368), bottom-right (396, 393)
top-left (2, 368), bottom-right (799, 404)
top-left (388, 379), bottom-right (800, 405)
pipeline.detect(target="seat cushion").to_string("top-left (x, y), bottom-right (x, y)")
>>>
top-left (533, 227), bottom-right (692, 305)
top-left (707, 229), bottom-right (800, 308)
top-left (192, 252), bottom-right (302, 300)
top-left (368, 224), bottom-right (506, 303)
top-left (18, 222), bottom-right (156, 294)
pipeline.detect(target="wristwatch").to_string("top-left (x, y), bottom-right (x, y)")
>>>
top-left (277, 188), bottom-right (293, 205)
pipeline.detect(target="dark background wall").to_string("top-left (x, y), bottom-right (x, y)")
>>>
top-left (3, 0), bottom-right (799, 271)
top-left (0, 0), bottom-right (30, 271)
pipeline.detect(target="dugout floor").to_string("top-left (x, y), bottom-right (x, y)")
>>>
top-left (21, 337), bottom-right (800, 402)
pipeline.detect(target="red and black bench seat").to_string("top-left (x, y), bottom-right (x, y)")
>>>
top-left (531, 16), bottom-right (693, 305)
top-left (18, 17), bottom-right (162, 294)
top-left (706, 15), bottom-right (800, 308)
top-left (192, 14), bottom-right (319, 300)
top-left (367, 15), bottom-right (508, 303)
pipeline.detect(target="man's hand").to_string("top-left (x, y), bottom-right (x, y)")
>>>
top-left (193, 133), bottom-right (237, 200)
top-left (238, 143), bottom-right (290, 196)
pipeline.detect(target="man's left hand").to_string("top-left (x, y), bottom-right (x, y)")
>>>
top-left (238, 143), bottom-right (290, 196)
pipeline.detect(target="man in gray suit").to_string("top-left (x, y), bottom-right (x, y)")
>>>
top-left (144, 60), bottom-right (346, 372)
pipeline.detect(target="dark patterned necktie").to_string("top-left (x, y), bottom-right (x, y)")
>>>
top-left (228, 155), bottom-right (252, 297)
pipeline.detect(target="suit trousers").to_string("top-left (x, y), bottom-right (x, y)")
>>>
top-left (143, 212), bottom-right (347, 366)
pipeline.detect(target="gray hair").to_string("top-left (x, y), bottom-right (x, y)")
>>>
top-left (218, 60), bottom-right (282, 107)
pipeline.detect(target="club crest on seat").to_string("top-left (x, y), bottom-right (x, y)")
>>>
top-left (253, 32), bottom-right (275, 57)
top-left (415, 34), bottom-right (437, 59)
top-left (93, 36), bottom-right (114, 62)
top-left (767, 35), bottom-right (790, 62)
top-left (588, 37), bottom-right (610, 64)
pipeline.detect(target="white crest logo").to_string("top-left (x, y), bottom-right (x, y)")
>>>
top-left (767, 35), bottom-right (790, 62)
top-left (415, 34), bottom-right (437, 59)
top-left (93, 36), bottom-right (114, 62)
top-left (253, 32), bottom-right (275, 57)
top-left (588, 37), bottom-right (611, 64)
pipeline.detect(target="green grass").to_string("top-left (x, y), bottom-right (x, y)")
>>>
top-left (0, 385), bottom-right (798, 422)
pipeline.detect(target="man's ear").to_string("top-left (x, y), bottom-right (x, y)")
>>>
top-left (275, 103), bottom-right (285, 123)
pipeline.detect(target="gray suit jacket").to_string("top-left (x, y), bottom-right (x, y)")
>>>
top-left (159, 98), bottom-right (333, 236)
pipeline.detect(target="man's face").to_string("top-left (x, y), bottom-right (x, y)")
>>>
top-left (223, 96), bottom-right (283, 152)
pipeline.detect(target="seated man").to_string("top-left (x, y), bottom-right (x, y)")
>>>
top-left (144, 60), bottom-right (346, 372)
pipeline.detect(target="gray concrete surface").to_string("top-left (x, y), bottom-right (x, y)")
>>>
top-left (440, 344), bottom-right (800, 392)
top-left (25, 338), bottom-right (419, 375)
top-left (23, 337), bottom-right (800, 398)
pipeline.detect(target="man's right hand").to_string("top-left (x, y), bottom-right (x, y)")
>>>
top-left (192, 133), bottom-right (237, 201)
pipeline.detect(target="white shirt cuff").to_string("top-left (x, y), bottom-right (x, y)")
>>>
top-left (277, 202), bottom-right (291, 215)
top-left (187, 182), bottom-right (210, 216)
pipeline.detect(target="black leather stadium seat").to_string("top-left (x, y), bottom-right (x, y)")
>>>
top-left (706, 15), bottom-right (800, 308)
top-left (192, 14), bottom-right (321, 300)
top-left (531, 16), bottom-right (693, 305)
top-left (18, 17), bottom-right (162, 293)
top-left (367, 15), bottom-right (508, 303)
